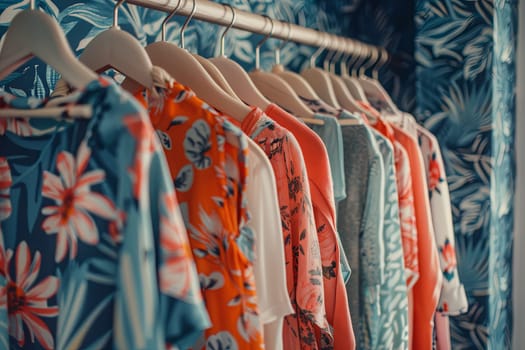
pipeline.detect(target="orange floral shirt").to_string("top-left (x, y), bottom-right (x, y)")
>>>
top-left (135, 82), bottom-right (263, 350)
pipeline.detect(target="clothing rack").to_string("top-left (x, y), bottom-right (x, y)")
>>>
top-left (126, 0), bottom-right (386, 60)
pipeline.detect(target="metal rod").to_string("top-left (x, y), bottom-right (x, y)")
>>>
top-left (126, 0), bottom-right (383, 57)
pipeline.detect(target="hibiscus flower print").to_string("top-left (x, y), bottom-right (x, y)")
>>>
top-left (41, 141), bottom-right (117, 262)
top-left (184, 120), bottom-right (212, 169)
top-left (123, 114), bottom-right (158, 198)
top-left (440, 239), bottom-right (458, 281)
top-left (159, 192), bottom-right (201, 304)
top-left (428, 152), bottom-right (443, 194)
top-left (0, 241), bottom-right (59, 350)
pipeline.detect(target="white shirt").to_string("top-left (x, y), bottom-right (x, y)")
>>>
top-left (246, 139), bottom-right (294, 350)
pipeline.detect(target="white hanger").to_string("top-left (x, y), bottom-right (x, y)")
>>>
top-left (0, 105), bottom-right (93, 119)
top-left (340, 43), bottom-right (369, 103)
top-left (248, 16), bottom-right (321, 124)
top-left (209, 4), bottom-right (270, 110)
top-left (270, 23), bottom-right (320, 101)
top-left (0, 1), bottom-right (96, 119)
top-left (0, 1), bottom-right (97, 90)
top-left (144, 0), bottom-right (252, 121)
top-left (81, 0), bottom-right (154, 93)
top-left (300, 34), bottom-right (341, 108)
top-left (193, 54), bottom-right (242, 102)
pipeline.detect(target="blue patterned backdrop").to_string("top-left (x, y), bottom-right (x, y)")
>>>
top-left (0, 1), bottom-right (517, 349)
top-left (414, 0), bottom-right (517, 348)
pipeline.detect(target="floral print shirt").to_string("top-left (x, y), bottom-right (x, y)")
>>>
top-left (410, 121), bottom-right (467, 316)
top-left (135, 82), bottom-right (263, 350)
top-left (241, 107), bottom-right (332, 349)
top-left (0, 79), bottom-right (209, 349)
top-left (265, 104), bottom-right (355, 350)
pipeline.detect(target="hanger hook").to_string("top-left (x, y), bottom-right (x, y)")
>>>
top-left (330, 39), bottom-right (344, 73)
top-left (180, 0), bottom-right (197, 50)
top-left (310, 34), bottom-right (327, 68)
top-left (219, 4), bottom-right (236, 57)
top-left (323, 44), bottom-right (336, 72)
top-left (346, 41), bottom-right (361, 77)
top-left (275, 21), bottom-right (291, 65)
top-left (372, 48), bottom-right (389, 80)
top-left (359, 45), bottom-right (378, 77)
top-left (351, 43), bottom-right (368, 77)
top-left (161, 0), bottom-right (183, 41)
top-left (113, 0), bottom-right (125, 28)
top-left (29, 0), bottom-right (35, 10)
top-left (255, 15), bottom-right (275, 70)
top-left (339, 43), bottom-right (352, 75)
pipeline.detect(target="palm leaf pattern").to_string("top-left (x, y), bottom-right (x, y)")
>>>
top-left (415, 0), bottom-right (516, 348)
top-left (0, 0), bottom-right (517, 348)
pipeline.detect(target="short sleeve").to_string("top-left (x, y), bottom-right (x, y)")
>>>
top-left (117, 112), bottom-right (209, 349)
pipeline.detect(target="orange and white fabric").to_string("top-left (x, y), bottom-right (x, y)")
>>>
top-left (245, 138), bottom-right (294, 350)
top-left (135, 82), bottom-right (264, 350)
top-left (241, 107), bottom-right (332, 349)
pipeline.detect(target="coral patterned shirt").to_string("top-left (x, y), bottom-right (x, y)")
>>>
top-left (241, 107), bottom-right (332, 349)
top-left (265, 104), bottom-right (355, 350)
top-left (135, 82), bottom-right (263, 350)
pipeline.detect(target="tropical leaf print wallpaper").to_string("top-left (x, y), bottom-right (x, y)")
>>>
top-left (414, 0), bottom-right (517, 349)
top-left (0, 0), bottom-right (517, 349)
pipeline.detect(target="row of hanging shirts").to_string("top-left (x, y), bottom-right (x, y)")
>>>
top-left (0, 0), bottom-right (469, 350)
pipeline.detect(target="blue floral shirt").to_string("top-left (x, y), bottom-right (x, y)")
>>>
top-left (0, 79), bottom-right (209, 350)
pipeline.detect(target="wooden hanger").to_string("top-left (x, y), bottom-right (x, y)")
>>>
top-left (208, 4), bottom-right (270, 109)
top-left (270, 22), bottom-right (320, 101)
top-left (247, 16), bottom-right (322, 124)
top-left (193, 54), bottom-right (242, 102)
top-left (80, 0), bottom-right (154, 92)
top-left (138, 0), bottom-right (252, 122)
top-left (300, 34), bottom-right (341, 109)
top-left (0, 4), bottom-right (96, 90)
top-left (0, 105), bottom-right (93, 119)
top-left (250, 71), bottom-right (323, 124)
top-left (0, 2), bottom-right (97, 119)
